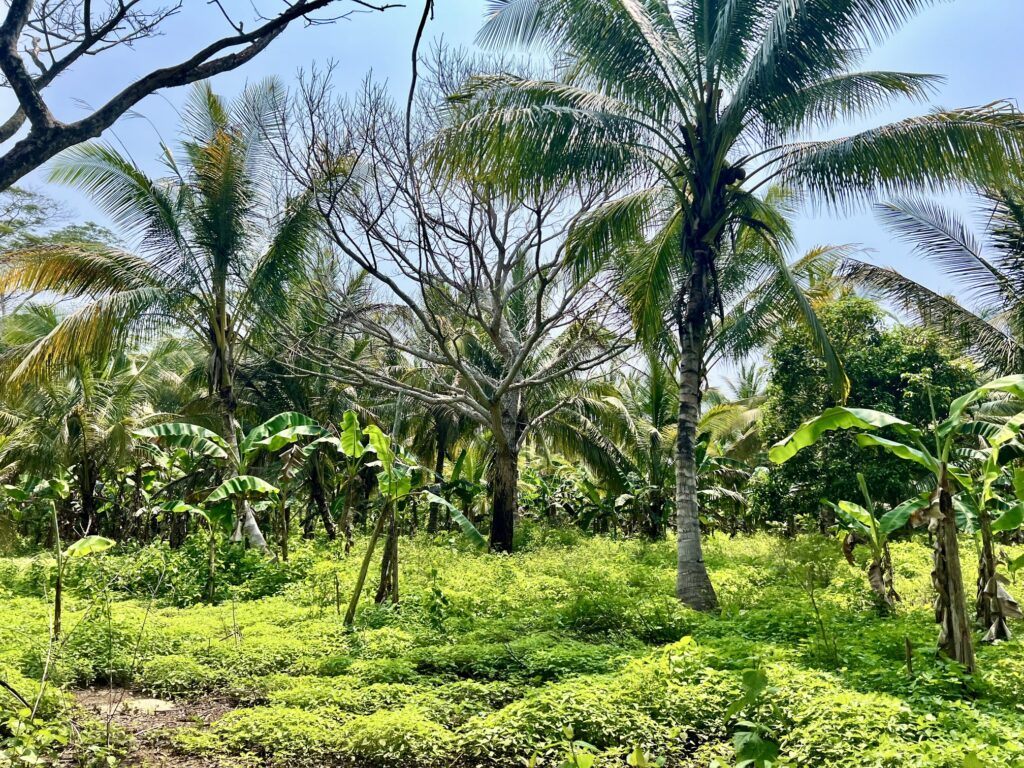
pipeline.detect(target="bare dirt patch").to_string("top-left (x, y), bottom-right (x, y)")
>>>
top-left (68, 687), bottom-right (235, 767)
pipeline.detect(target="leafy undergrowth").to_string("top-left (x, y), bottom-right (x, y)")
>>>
top-left (2, 530), bottom-right (1024, 766)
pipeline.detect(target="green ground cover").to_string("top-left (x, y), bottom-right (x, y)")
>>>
top-left (2, 531), bottom-right (1023, 767)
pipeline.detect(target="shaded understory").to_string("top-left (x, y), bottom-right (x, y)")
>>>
top-left (2, 531), bottom-right (1024, 766)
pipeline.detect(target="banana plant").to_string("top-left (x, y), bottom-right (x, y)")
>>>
top-left (135, 412), bottom-right (323, 554)
top-left (244, 412), bottom-right (328, 561)
top-left (342, 414), bottom-right (487, 627)
top-left (958, 444), bottom-right (1024, 642)
top-left (300, 410), bottom-right (363, 548)
top-left (770, 375), bottom-right (1024, 673)
top-left (824, 473), bottom-right (926, 611)
top-left (304, 411), bottom-right (373, 552)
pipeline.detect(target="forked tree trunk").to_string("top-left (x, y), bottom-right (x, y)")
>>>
top-left (490, 442), bottom-right (518, 553)
top-left (674, 255), bottom-right (718, 612)
top-left (345, 506), bottom-right (388, 627)
top-left (932, 473), bottom-right (975, 672)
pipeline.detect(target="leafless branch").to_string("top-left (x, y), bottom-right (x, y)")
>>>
top-left (0, 0), bottom-right (399, 190)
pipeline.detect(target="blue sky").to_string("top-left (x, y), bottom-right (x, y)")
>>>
top-left (5, 0), bottom-right (1024, 296)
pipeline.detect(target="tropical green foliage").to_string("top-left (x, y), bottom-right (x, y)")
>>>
top-left (3, 535), bottom-right (1024, 767)
top-left (2, 3), bottom-right (1024, 766)
top-left (752, 296), bottom-right (978, 531)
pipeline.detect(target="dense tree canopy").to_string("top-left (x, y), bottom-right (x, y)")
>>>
top-left (752, 295), bottom-right (979, 532)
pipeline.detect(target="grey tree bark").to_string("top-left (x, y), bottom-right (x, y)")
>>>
top-left (674, 254), bottom-right (718, 611)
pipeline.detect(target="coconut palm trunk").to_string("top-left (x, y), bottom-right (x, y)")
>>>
top-left (217, 346), bottom-right (268, 551)
top-left (674, 255), bottom-right (718, 610)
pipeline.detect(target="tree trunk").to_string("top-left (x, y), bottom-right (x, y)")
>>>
top-left (50, 501), bottom-right (63, 639)
top-left (301, 506), bottom-right (317, 540)
top-left (375, 507), bottom-right (399, 604)
top-left (931, 474), bottom-right (975, 672)
top-left (222, 407), bottom-right (268, 552)
top-left (977, 508), bottom-right (1021, 642)
top-left (489, 443), bottom-right (517, 553)
top-left (309, 460), bottom-right (337, 540)
top-left (278, 487), bottom-right (289, 562)
top-left (206, 527), bottom-right (218, 603)
top-left (345, 506), bottom-right (388, 627)
top-left (78, 457), bottom-right (98, 537)
top-left (643, 489), bottom-right (664, 541)
top-left (427, 432), bottom-right (446, 534)
top-left (644, 437), bottom-right (664, 540)
top-left (211, 298), bottom-right (267, 552)
top-left (674, 256), bottom-right (718, 612)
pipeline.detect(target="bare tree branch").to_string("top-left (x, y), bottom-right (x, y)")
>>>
top-left (0, 0), bottom-right (400, 191)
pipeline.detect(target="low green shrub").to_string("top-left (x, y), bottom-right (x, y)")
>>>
top-left (336, 706), bottom-right (456, 767)
top-left (348, 657), bottom-right (418, 684)
top-left (412, 634), bottom-right (622, 681)
top-left (140, 654), bottom-right (220, 697)
top-left (176, 705), bottom-right (347, 766)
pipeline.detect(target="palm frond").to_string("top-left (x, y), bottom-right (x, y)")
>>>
top-left (49, 143), bottom-right (186, 260)
top-left (758, 71), bottom-right (940, 142)
top-left (788, 104), bottom-right (1024, 208)
top-left (6, 287), bottom-right (166, 387)
top-left (842, 257), bottom-right (1023, 372)
top-left (876, 198), bottom-right (1011, 308)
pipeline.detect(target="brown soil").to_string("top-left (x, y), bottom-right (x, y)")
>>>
top-left (66, 687), bottom-right (236, 767)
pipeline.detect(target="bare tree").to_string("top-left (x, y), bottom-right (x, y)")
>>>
top-left (278, 68), bottom-right (628, 551)
top-left (0, 0), bottom-right (398, 191)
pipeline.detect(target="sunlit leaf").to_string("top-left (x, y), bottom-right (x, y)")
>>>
top-left (769, 407), bottom-right (917, 464)
top-left (65, 535), bottom-right (115, 559)
top-left (206, 475), bottom-right (279, 504)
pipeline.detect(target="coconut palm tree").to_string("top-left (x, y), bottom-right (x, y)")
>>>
top-left (0, 303), bottom-right (194, 537)
top-left (443, 0), bottom-right (1024, 609)
top-left (0, 80), bottom-right (319, 549)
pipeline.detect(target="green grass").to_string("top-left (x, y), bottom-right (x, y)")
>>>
top-left (2, 531), bottom-right (1024, 766)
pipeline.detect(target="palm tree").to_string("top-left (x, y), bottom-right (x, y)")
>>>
top-left (0, 304), bottom-right (193, 538)
top-left (843, 188), bottom-right (1024, 374)
top-left (444, 0), bottom-right (1024, 609)
top-left (0, 81), bottom-right (319, 549)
